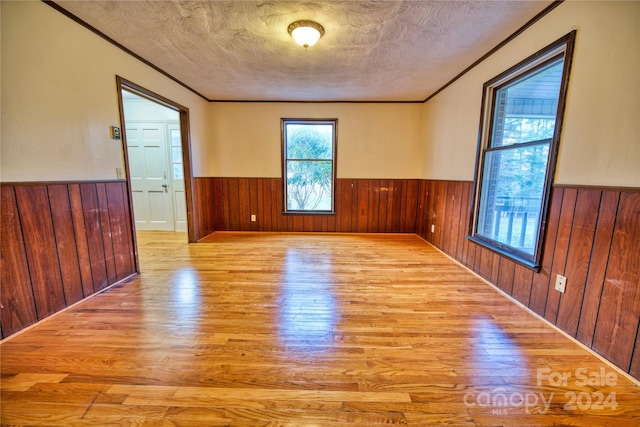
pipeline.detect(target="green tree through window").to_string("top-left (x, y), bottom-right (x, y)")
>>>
top-left (282, 120), bottom-right (336, 212)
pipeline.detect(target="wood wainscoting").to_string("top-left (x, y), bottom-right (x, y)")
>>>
top-left (193, 177), bottom-right (420, 239)
top-left (0, 181), bottom-right (137, 339)
top-left (415, 180), bottom-right (640, 381)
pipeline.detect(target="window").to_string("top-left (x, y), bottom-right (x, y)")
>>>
top-left (470, 32), bottom-right (575, 269)
top-left (282, 119), bottom-right (337, 213)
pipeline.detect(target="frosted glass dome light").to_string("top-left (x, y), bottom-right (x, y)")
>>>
top-left (288, 20), bottom-right (324, 49)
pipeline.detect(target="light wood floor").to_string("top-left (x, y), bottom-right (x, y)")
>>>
top-left (1, 232), bottom-right (638, 426)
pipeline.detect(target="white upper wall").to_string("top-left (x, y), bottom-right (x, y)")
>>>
top-left (1, 1), bottom-right (210, 182)
top-left (206, 102), bottom-right (423, 179)
top-left (2, 1), bottom-right (638, 187)
top-left (421, 0), bottom-right (640, 187)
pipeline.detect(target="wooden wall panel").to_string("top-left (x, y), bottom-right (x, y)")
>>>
top-left (556, 189), bottom-right (600, 336)
top-left (194, 178), bottom-right (422, 236)
top-left (512, 264), bottom-right (533, 307)
top-left (1, 181), bottom-right (136, 339)
top-left (529, 187), bottom-right (563, 316)
top-left (0, 187), bottom-right (38, 338)
top-left (14, 186), bottom-right (66, 319)
top-left (592, 192), bottom-right (640, 371)
top-left (80, 184), bottom-right (109, 292)
top-left (576, 191), bottom-right (619, 347)
top-left (96, 184), bottom-right (117, 286)
top-left (106, 182), bottom-right (134, 281)
top-left (415, 180), bottom-right (640, 380)
top-left (47, 185), bottom-right (84, 305)
top-left (68, 184), bottom-right (96, 297)
top-left (544, 188), bottom-right (577, 325)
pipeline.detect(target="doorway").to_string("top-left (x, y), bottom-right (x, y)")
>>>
top-left (116, 77), bottom-right (195, 241)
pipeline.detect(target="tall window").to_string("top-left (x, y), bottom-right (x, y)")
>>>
top-left (282, 119), bottom-right (337, 213)
top-left (470, 32), bottom-right (575, 268)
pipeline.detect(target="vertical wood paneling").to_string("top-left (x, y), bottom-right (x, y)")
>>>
top-left (106, 182), bottom-right (134, 281)
top-left (448, 182), bottom-right (463, 258)
top-left (80, 183), bottom-right (109, 292)
top-left (1, 181), bottom-right (136, 339)
top-left (15, 186), bottom-right (66, 318)
top-left (0, 187), bottom-right (38, 338)
top-left (577, 191), bottom-right (619, 347)
top-left (477, 246), bottom-right (494, 281)
top-left (47, 185), bottom-right (84, 305)
top-left (196, 177), bottom-right (423, 235)
top-left (440, 183), bottom-right (454, 255)
top-left (556, 189), bottom-right (600, 337)
top-left (529, 187), bottom-right (563, 316)
top-left (496, 256), bottom-right (515, 295)
top-left (512, 264), bottom-right (533, 306)
top-left (593, 192), bottom-right (640, 371)
top-left (416, 180), bottom-right (640, 380)
top-left (227, 179), bottom-right (240, 231)
top-left (212, 178), bottom-right (225, 233)
top-left (238, 179), bottom-right (251, 231)
top-left (405, 180), bottom-right (419, 233)
top-left (356, 180), bottom-right (369, 233)
top-left (544, 188), bottom-right (577, 325)
top-left (69, 184), bottom-right (95, 297)
top-left (96, 184), bottom-right (117, 286)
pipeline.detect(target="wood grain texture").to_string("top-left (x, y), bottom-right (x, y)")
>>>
top-left (47, 185), bottom-right (84, 305)
top-left (0, 187), bottom-right (38, 338)
top-left (96, 183), bottom-right (117, 286)
top-left (576, 191), bottom-right (619, 347)
top-left (1, 181), bottom-right (137, 339)
top-left (2, 231), bottom-right (638, 425)
top-left (593, 192), bottom-right (640, 371)
top-left (106, 182), bottom-right (135, 281)
top-left (415, 181), bottom-right (640, 380)
top-left (68, 184), bottom-right (96, 297)
top-left (194, 178), bottom-right (421, 238)
top-left (544, 188), bottom-right (577, 325)
top-left (80, 183), bottom-right (109, 292)
top-left (555, 189), bottom-right (600, 337)
top-left (14, 185), bottom-right (67, 319)
top-left (529, 187), bottom-right (563, 316)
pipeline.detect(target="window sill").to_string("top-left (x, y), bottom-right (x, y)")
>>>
top-left (465, 235), bottom-right (540, 272)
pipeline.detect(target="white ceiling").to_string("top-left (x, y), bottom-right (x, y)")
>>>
top-left (53, 0), bottom-right (555, 102)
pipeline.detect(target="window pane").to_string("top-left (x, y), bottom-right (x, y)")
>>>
top-left (286, 124), bottom-right (333, 160)
top-left (477, 143), bottom-right (549, 255)
top-left (286, 160), bottom-right (332, 211)
top-left (172, 147), bottom-right (182, 163)
top-left (173, 164), bottom-right (183, 180)
top-left (491, 59), bottom-right (563, 147)
top-left (170, 129), bottom-right (181, 146)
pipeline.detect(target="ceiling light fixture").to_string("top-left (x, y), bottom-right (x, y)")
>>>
top-left (287, 20), bottom-right (324, 49)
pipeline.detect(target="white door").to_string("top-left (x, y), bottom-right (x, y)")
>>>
top-left (167, 123), bottom-right (187, 232)
top-left (126, 122), bottom-right (174, 231)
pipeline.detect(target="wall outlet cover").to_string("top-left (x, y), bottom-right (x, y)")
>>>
top-left (555, 274), bottom-right (567, 293)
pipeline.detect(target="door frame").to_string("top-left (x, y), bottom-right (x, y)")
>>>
top-left (116, 76), bottom-right (197, 250)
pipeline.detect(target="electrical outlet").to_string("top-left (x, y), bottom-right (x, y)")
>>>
top-left (555, 274), bottom-right (567, 293)
top-left (116, 168), bottom-right (124, 180)
top-left (431, 224), bottom-right (435, 233)
top-left (251, 214), bottom-right (256, 222)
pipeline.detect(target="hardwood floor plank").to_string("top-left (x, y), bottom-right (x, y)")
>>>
top-left (1, 231), bottom-right (638, 425)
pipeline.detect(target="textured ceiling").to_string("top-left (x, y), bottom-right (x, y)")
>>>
top-left (53, 0), bottom-right (555, 102)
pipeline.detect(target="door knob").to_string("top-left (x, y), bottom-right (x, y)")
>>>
top-left (162, 184), bottom-right (168, 192)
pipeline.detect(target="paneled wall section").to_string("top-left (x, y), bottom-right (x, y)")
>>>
top-left (0, 181), bottom-right (137, 339)
top-left (193, 177), bottom-right (420, 238)
top-left (415, 180), bottom-right (640, 381)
